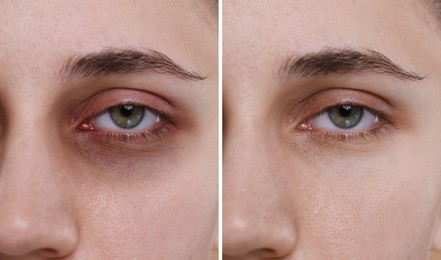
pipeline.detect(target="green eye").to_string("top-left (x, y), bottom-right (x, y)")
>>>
top-left (327, 105), bottom-right (363, 129)
top-left (109, 105), bottom-right (145, 129)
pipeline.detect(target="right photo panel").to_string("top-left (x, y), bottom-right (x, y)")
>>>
top-left (222, 1), bottom-right (441, 259)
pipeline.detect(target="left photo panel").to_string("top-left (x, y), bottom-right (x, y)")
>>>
top-left (0, 1), bottom-right (218, 259)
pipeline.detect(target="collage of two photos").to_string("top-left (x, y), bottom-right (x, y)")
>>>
top-left (0, 0), bottom-right (441, 259)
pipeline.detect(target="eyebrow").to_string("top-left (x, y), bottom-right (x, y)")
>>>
top-left (61, 48), bottom-right (206, 81)
top-left (279, 48), bottom-right (425, 82)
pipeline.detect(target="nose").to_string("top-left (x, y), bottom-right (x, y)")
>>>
top-left (0, 125), bottom-right (79, 258)
top-left (223, 124), bottom-right (297, 258)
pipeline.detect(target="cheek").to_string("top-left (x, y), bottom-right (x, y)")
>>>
top-left (295, 147), bottom-right (441, 258)
top-left (73, 141), bottom-right (217, 258)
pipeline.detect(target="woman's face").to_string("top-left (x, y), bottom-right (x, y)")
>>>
top-left (223, 0), bottom-right (441, 259)
top-left (0, 0), bottom-right (217, 259)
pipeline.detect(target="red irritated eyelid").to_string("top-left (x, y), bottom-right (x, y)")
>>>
top-left (69, 88), bottom-right (177, 130)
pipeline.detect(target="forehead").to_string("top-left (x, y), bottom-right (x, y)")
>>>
top-left (223, 0), bottom-right (440, 84)
top-left (0, 0), bottom-right (215, 77)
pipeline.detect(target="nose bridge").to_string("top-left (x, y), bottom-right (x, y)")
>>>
top-left (223, 84), bottom-right (282, 188)
top-left (0, 104), bottom-right (79, 257)
top-left (1, 105), bottom-right (55, 176)
top-left (223, 119), bottom-right (276, 219)
top-left (223, 107), bottom-right (297, 257)
top-left (223, 81), bottom-right (275, 171)
top-left (224, 118), bottom-right (272, 173)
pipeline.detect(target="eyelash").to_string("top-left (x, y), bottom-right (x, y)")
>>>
top-left (297, 102), bottom-right (394, 144)
top-left (78, 103), bottom-right (177, 144)
top-left (308, 124), bottom-right (389, 143)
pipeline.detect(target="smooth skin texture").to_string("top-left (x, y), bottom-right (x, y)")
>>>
top-left (223, 0), bottom-right (441, 259)
top-left (0, 0), bottom-right (217, 259)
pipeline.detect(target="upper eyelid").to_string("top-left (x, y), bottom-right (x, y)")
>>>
top-left (295, 89), bottom-right (391, 115)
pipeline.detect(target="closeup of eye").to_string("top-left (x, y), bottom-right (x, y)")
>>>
top-left (294, 89), bottom-right (396, 144)
top-left (309, 105), bottom-right (380, 132)
top-left (72, 89), bottom-right (178, 145)
top-left (77, 103), bottom-right (174, 144)
top-left (92, 105), bottom-right (161, 131)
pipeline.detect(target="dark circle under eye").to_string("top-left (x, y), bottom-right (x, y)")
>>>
top-left (328, 105), bottom-right (363, 129)
top-left (109, 105), bottom-right (145, 129)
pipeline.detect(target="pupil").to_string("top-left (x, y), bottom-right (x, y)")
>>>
top-left (339, 105), bottom-right (352, 117)
top-left (120, 105), bottom-right (133, 117)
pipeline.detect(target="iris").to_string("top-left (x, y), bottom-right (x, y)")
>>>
top-left (109, 105), bottom-right (145, 129)
top-left (328, 105), bottom-right (363, 129)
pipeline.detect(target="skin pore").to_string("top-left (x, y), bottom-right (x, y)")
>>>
top-left (0, 0), bottom-right (217, 259)
top-left (223, 0), bottom-right (441, 259)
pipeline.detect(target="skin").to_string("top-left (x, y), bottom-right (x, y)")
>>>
top-left (0, 0), bottom-right (217, 259)
top-left (223, 0), bottom-right (441, 259)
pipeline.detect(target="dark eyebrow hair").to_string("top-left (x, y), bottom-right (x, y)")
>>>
top-left (279, 48), bottom-right (425, 82)
top-left (61, 48), bottom-right (206, 81)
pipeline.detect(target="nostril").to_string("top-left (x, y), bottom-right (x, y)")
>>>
top-left (35, 248), bottom-right (64, 258)
top-left (0, 213), bottom-right (79, 258)
top-left (245, 247), bottom-right (292, 259)
top-left (0, 248), bottom-right (60, 259)
top-left (223, 212), bottom-right (298, 258)
top-left (257, 248), bottom-right (278, 257)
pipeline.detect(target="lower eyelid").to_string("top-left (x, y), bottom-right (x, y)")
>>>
top-left (306, 123), bottom-right (392, 144)
top-left (294, 120), bottom-right (393, 147)
top-left (76, 119), bottom-right (176, 146)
